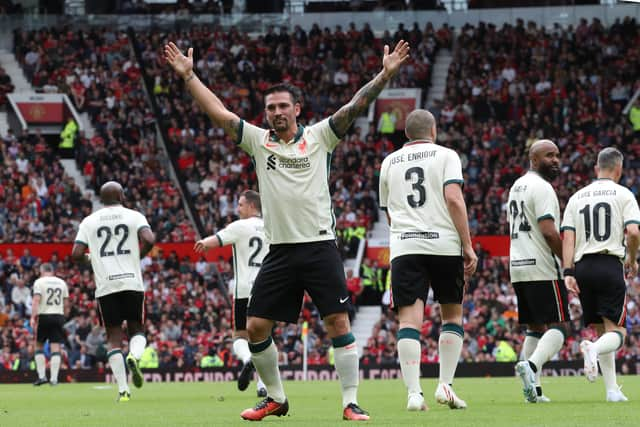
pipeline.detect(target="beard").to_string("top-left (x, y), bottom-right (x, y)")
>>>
top-left (272, 117), bottom-right (288, 131)
top-left (539, 163), bottom-right (560, 181)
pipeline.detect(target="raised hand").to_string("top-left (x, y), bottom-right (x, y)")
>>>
top-left (382, 40), bottom-right (410, 79)
top-left (164, 42), bottom-right (193, 80)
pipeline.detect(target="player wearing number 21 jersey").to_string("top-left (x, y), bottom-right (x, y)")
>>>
top-left (508, 140), bottom-right (568, 404)
top-left (194, 190), bottom-right (268, 396)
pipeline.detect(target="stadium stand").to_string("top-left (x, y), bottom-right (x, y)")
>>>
top-left (1, 16), bottom-right (640, 374)
top-left (12, 27), bottom-right (197, 243)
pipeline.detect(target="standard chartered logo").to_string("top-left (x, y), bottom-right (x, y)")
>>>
top-left (266, 154), bottom-right (276, 170)
top-left (266, 154), bottom-right (311, 171)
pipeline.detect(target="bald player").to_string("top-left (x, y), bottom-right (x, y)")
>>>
top-left (72, 181), bottom-right (155, 402)
top-left (562, 147), bottom-right (640, 402)
top-left (508, 140), bottom-right (568, 403)
top-left (379, 109), bottom-right (477, 412)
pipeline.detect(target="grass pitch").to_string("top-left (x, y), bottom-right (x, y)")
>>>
top-left (1, 376), bottom-right (639, 426)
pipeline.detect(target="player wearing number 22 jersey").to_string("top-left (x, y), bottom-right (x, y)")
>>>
top-left (508, 140), bottom-right (568, 404)
top-left (72, 181), bottom-right (156, 402)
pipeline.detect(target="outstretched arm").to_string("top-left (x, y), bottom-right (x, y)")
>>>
top-left (331, 40), bottom-right (410, 137)
top-left (164, 42), bottom-right (241, 141)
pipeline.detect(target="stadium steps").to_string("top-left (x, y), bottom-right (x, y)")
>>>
top-left (60, 159), bottom-right (100, 210)
top-left (369, 209), bottom-right (390, 242)
top-left (351, 305), bottom-right (382, 355)
top-left (0, 49), bottom-right (33, 93)
top-left (425, 48), bottom-right (453, 108)
top-left (0, 111), bottom-right (8, 139)
top-left (0, 49), bottom-right (100, 208)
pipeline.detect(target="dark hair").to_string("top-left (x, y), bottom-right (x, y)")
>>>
top-left (264, 83), bottom-right (302, 105)
top-left (40, 263), bottom-right (54, 273)
top-left (241, 190), bottom-right (261, 213)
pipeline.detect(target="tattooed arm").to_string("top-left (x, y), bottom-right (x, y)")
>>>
top-left (164, 42), bottom-right (241, 141)
top-left (331, 40), bottom-right (410, 137)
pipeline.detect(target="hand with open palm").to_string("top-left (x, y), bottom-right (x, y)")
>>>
top-left (382, 40), bottom-right (410, 80)
top-left (164, 42), bottom-right (193, 80)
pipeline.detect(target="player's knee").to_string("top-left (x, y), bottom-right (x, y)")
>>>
top-left (324, 312), bottom-right (350, 336)
top-left (548, 323), bottom-right (567, 339)
top-left (246, 317), bottom-right (271, 342)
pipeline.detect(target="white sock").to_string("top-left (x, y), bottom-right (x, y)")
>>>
top-left (598, 350), bottom-right (618, 392)
top-left (594, 332), bottom-right (623, 355)
top-left (250, 337), bottom-right (285, 403)
top-left (129, 334), bottom-right (147, 360)
top-left (398, 337), bottom-right (422, 395)
top-left (50, 353), bottom-right (61, 383)
top-left (529, 328), bottom-right (564, 371)
top-left (523, 334), bottom-right (541, 387)
top-left (438, 325), bottom-right (464, 384)
top-left (333, 335), bottom-right (359, 408)
top-left (233, 338), bottom-right (252, 364)
top-left (35, 352), bottom-right (46, 380)
top-left (108, 349), bottom-right (130, 393)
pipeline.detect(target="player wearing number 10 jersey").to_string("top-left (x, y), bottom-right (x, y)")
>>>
top-left (508, 140), bottom-right (568, 404)
top-left (194, 190), bottom-right (268, 396)
top-left (561, 147), bottom-right (640, 402)
top-left (72, 181), bottom-right (156, 402)
top-left (379, 109), bottom-right (477, 412)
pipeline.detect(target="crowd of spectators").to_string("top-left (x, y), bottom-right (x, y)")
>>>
top-left (0, 250), bottom-right (334, 372)
top-left (138, 21), bottom-right (449, 238)
top-left (3, 17), bottom-right (640, 376)
top-left (0, 130), bottom-right (92, 243)
top-left (3, 247), bottom-right (640, 373)
top-left (436, 17), bottom-right (640, 235)
top-left (13, 27), bottom-right (197, 242)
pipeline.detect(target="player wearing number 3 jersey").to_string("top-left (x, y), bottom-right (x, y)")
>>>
top-left (561, 147), bottom-right (640, 402)
top-left (194, 190), bottom-right (268, 396)
top-left (508, 140), bottom-right (568, 404)
top-left (379, 109), bottom-right (477, 412)
top-left (72, 181), bottom-right (156, 402)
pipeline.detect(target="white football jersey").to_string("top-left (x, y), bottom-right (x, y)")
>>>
top-left (508, 171), bottom-right (561, 282)
top-left (561, 179), bottom-right (640, 263)
top-left (216, 216), bottom-right (269, 299)
top-left (379, 141), bottom-right (464, 260)
top-left (75, 205), bottom-right (150, 298)
top-left (33, 276), bottom-right (69, 315)
top-left (238, 118), bottom-right (339, 244)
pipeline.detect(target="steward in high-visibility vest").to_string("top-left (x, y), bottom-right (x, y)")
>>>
top-left (139, 346), bottom-right (159, 368)
top-left (59, 118), bottom-right (78, 149)
top-left (630, 103), bottom-right (640, 132)
top-left (377, 110), bottom-right (396, 135)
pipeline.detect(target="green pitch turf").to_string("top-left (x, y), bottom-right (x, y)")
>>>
top-left (1, 376), bottom-right (638, 426)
